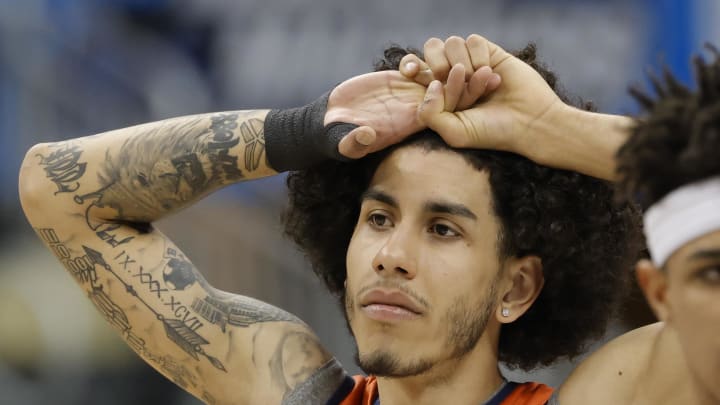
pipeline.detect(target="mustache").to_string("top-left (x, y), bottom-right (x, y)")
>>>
top-left (355, 280), bottom-right (431, 311)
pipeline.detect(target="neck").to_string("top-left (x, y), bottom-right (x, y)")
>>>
top-left (375, 334), bottom-right (504, 405)
top-left (690, 380), bottom-right (720, 405)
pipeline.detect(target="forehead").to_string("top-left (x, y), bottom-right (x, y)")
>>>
top-left (667, 229), bottom-right (720, 268)
top-left (369, 146), bottom-right (493, 211)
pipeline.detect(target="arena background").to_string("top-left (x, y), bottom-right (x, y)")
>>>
top-left (0, 0), bottom-right (717, 403)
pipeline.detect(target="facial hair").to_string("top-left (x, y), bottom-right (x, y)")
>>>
top-left (346, 279), bottom-right (499, 378)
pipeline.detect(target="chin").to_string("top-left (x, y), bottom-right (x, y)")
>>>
top-left (355, 348), bottom-right (435, 378)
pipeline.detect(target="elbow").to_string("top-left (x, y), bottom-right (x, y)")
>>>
top-left (18, 143), bottom-right (51, 216)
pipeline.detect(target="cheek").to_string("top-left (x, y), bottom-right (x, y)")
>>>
top-left (424, 245), bottom-right (496, 283)
top-left (344, 288), bottom-right (356, 324)
top-left (345, 228), bottom-right (378, 285)
top-left (678, 322), bottom-right (720, 394)
top-left (669, 284), bottom-right (718, 321)
top-left (345, 230), bottom-right (364, 279)
top-left (670, 287), bottom-right (720, 366)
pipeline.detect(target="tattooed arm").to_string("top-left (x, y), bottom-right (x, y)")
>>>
top-left (17, 71), bottom-right (428, 404)
top-left (18, 110), bottom-right (341, 404)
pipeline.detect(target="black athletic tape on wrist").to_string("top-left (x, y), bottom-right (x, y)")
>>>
top-left (264, 92), bottom-right (358, 172)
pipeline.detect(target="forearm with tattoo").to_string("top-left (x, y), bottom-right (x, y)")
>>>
top-left (18, 109), bottom-right (338, 404)
top-left (72, 111), bottom-right (272, 223)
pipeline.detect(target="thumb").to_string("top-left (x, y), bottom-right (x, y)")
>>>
top-left (399, 54), bottom-right (422, 78)
top-left (337, 126), bottom-right (377, 159)
top-left (418, 81), bottom-right (469, 147)
top-left (400, 54), bottom-right (434, 86)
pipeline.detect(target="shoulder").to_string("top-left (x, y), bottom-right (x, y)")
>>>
top-left (556, 322), bottom-right (664, 404)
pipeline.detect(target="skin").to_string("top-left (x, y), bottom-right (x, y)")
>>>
top-left (23, 29), bottom-right (710, 404)
top-left (18, 66), bottom-right (505, 403)
top-left (557, 322), bottom-right (697, 405)
top-left (345, 146), bottom-right (544, 405)
top-left (640, 230), bottom-right (720, 404)
top-left (22, 110), bottom-right (329, 405)
top-left (559, 231), bottom-right (720, 405)
top-left (405, 34), bottom-right (716, 405)
top-left (403, 35), bottom-right (633, 181)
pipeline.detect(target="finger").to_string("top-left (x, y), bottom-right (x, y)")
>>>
top-left (487, 73), bottom-right (502, 91)
top-left (457, 66), bottom-right (494, 109)
top-left (400, 54), bottom-right (434, 86)
top-left (418, 81), bottom-right (468, 148)
top-left (444, 64), bottom-right (466, 112)
top-left (414, 68), bottom-right (437, 87)
top-left (466, 34), bottom-right (491, 69)
top-left (424, 37), bottom-right (451, 81)
top-left (471, 34), bottom-right (511, 68)
top-left (399, 54), bottom-right (422, 78)
top-left (418, 80), bottom-right (445, 121)
top-left (444, 36), bottom-right (474, 80)
top-left (338, 126), bottom-right (377, 159)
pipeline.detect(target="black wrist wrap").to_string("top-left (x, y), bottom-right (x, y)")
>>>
top-left (264, 92), bottom-right (358, 172)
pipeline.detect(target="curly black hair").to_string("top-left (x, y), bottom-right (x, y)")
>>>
top-left (283, 44), bottom-right (642, 370)
top-left (617, 45), bottom-right (720, 210)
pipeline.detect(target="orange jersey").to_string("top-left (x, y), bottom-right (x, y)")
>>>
top-left (333, 375), bottom-right (553, 405)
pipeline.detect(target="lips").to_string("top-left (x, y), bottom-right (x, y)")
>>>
top-left (360, 289), bottom-right (425, 315)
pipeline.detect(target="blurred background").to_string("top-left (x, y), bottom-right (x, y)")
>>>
top-left (0, 0), bottom-right (717, 403)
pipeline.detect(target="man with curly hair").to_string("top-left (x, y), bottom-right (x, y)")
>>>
top-left (19, 36), bottom-right (640, 405)
top-left (284, 39), bottom-right (641, 404)
top-left (410, 36), bottom-right (719, 405)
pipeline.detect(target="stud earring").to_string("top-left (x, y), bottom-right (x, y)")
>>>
top-left (501, 308), bottom-right (510, 317)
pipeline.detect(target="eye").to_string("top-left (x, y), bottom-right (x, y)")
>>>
top-left (368, 213), bottom-right (393, 229)
top-left (428, 222), bottom-right (460, 238)
top-left (697, 266), bottom-right (720, 284)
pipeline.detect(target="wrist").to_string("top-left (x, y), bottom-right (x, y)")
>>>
top-left (521, 102), bottom-right (632, 181)
top-left (518, 100), bottom-right (573, 156)
top-left (264, 92), bottom-right (357, 172)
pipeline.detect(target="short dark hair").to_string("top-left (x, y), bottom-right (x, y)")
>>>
top-left (283, 44), bottom-right (642, 370)
top-left (617, 45), bottom-right (720, 210)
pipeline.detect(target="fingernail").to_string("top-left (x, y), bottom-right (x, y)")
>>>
top-left (405, 62), bottom-right (418, 71)
top-left (356, 130), bottom-right (374, 146)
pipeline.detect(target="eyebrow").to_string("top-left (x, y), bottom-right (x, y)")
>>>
top-left (361, 189), bottom-right (478, 221)
top-left (361, 189), bottom-right (398, 207)
top-left (424, 201), bottom-right (477, 220)
top-left (687, 249), bottom-right (720, 261)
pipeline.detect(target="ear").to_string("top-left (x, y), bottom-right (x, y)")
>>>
top-left (636, 259), bottom-right (671, 322)
top-left (496, 256), bottom-right (544, 323)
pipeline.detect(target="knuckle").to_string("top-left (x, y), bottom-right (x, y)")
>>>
top-left (400, 54), bottom-right (418, 67)
top-left (419, 71), bottom-right (435, 82)
top-left (424, 37), bottom-right (443, 49)
top-left (445, 36), bottom-right (464, 46)
top-left (467, 34), bottom-right (487, 42)
top-left (466, 34), bottom-right (487, 44)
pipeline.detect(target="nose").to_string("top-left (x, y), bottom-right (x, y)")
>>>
top-left (371, 227), bottom-right (418, 279)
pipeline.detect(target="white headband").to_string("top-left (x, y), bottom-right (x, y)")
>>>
top-left (644, 176), bottom-right (720, 267)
